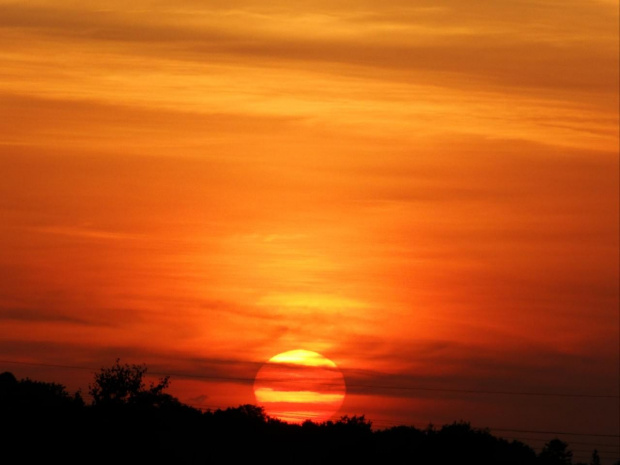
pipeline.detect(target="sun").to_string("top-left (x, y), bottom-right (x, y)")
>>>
top-left (253, 349), bottom-right (346, 424)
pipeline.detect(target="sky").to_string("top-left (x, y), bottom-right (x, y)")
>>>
top-left (0, 0), bottom-right (619, 460)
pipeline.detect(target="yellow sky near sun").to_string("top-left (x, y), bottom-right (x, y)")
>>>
top-left (0, 0), bottom-right (618, 431)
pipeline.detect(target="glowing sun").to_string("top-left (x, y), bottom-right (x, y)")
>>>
top-left (253, 349), bottom-right (346, 424)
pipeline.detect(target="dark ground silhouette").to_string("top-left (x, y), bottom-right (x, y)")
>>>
top-left (0, 362), bottom-right (616, 465)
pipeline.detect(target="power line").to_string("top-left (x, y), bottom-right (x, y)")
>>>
top-left (2, 358), bottom-right (618, 400)
top-left (180, 403), bottom-right (620, 443)
top-left (2, 358), bottom-right (619, 441)
top-left (363, 420), bottom-right (620, 440)
top-left (177, 404), bottom-right (620, 445)
top-left (488, 427), bottom-right (619, 439)
top-left (570, 448), bottom-right (619, 453)
top-left (345, 382), bottom-right (619, 399)
top-left (500, 436), bottom-right (619, 448)
top-left (156, 401), bottom-right (620, 458)
top-left (0, 360), bottom-right (95, 372)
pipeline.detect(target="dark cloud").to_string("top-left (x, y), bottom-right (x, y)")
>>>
top-left (0, 307), bottom-right (102, 325)
top-left (0, 1), bottom-right (616, 94)
top-left (332, 337), bottom-right (619, 398)
top-left (0, 339), bottom-right (260, 384)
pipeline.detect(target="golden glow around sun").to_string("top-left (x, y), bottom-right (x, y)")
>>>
top-left (253, 350), bottom-right (346, 424)
top-left (268, 349), bottom-right (338, 367)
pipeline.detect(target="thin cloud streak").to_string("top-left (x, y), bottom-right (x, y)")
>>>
top-left (0, 1), bottom-right (616, 96)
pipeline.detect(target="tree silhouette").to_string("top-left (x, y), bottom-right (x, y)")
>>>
top-left (539, 439), bottom-right (573, 465)
top-left (1, 371), bottom-right (83, 410)
top-left (589, 450), bottom-right (601, 465)
top-left (1, 364), bottom-right (566, 465)
top-left (89, 358), bottom-right (173, 408)
top-left (337, 414), bottom-right (373, 433)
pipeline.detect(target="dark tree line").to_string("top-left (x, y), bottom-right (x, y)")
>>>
top-left (0, 361), bottom-right (615, 465)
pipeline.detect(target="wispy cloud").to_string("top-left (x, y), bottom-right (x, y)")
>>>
top-left (33, 226), bottom-right (140, 241)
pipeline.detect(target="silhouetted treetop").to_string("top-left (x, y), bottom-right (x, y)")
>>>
top-left (2, 363), bottom-right (609, 465)
top-left (0, 371), bottom-right (82, 410)
top-left (89, 358), bottom-right (175, 408)
top-left (539, 438), bottom-right (573, 465)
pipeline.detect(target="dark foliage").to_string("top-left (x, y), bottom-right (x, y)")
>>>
top-left (1, 365), bottom-right (614, 465)
top-left (89, 358), bottom-right (175, 409)
top-left (539, 439), bottom-right (574, 465)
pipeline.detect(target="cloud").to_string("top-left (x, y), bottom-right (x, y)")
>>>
top-left (339, 342), bottom-right (619, 400)
top-left (0, 0), bottom-right (616, 96)
top-left (32, 226), bottom-right (140, 241)
top-left (187, 393), bottom-right (209, 404)
top-left (0, 308), bottom-right (97, 325)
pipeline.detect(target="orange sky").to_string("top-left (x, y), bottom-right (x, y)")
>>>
top-left (0, 0), bottom-right (618, 457)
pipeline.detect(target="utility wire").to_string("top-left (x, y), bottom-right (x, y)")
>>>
top-left (343, 382), bottom-right (619, 399)
top-left (183, 403), bottom-right (620, 442)
top-left (3, 358), bottom-right (619, 441)
top-left (1, 359), bottom-right (618, 400)
top-left (500, 436), bottom-right (619, 448)
top-left (488, 427), bottom-right (619, 439)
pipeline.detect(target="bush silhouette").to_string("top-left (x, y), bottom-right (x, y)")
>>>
top-left (3, 363), bottom-right (601, 465)
top-left (88, 358), bottom-right (180, 409)
top-left (539, 439), bottom-right (573, 465)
